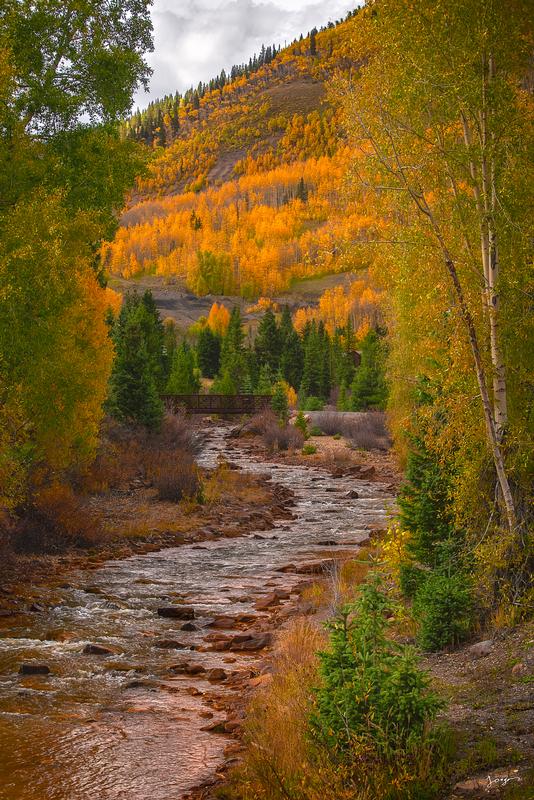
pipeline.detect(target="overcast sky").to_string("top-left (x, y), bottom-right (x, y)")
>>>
top-left (135, 0), bottom-right (358, 108)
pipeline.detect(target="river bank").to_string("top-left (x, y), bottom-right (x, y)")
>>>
top-left (0, 421), bottom-right (394, 799)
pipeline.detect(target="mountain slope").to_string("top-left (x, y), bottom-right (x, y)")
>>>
top-left (103, 12), bottom-right (374, 298)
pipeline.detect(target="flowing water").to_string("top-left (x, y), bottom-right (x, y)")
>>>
top-left (0, 426), bottom-right (394, 800)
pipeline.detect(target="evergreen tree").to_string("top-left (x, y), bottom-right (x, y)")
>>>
top-left (254, 308), bottom-right (281, 374)
top-left (310, 28), bottom-right (318, 56)
top-left (135, 290), bottom-right (166, 390)
top-left (211, 368), bottom-right (236, 395)
top-left (219, 306), bottom-right (247, 389)
top-left (351, 330), bottom-right (388, 410)
top-left (317, 321), bottom-right (332, 400)
top-left (167, 342), bottom-right (200, 394)
top-left (162, 318), bottom-right (177, 384)
top-left (197, 326), bottom-right (221, 378)
top-left (256, 363), bottom-right (274, 395)
top-left (108, 318), bottom-right (163, 429)
top-left (300, 321), bottom-right (323, 399)
top-left (279, 306), bottom-right (303, 390)
top-left (337, 381), bottom-right (350, 411)
top-left (271, 381), bottom-right (289, 424)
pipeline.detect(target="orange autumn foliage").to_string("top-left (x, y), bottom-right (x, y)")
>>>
top-left (104, 15), bottom-right (382, 300)
top-left (207, 302), bottom-right (231, 335)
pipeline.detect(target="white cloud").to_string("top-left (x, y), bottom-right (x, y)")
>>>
top-left (134, 0), bottom-right (357, 108)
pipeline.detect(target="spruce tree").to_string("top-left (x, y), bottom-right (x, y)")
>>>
top-left (254, 308), bottom-right (281, 374)
top-left (219, 306), bottom-right (247, 389)
top-left (167, 342), bottom-right (200, 394)
top-left (108, 318), bottom-right (163, 430)
top-left (197, 326), bottom-right (221, 378)
top-left (256, 364), bottom-right (274, 395)
top-left (135, 290), bottom-right (166, 391)
top-left (211, 368), bottom-right (236, 395)
top-left (271, 381), bottom-right (289, 424)
top-left (279, 306), bottom-right (303, 390)
top-left (300, 321), bottom-right (323, 399)
top-left (351, 330), bottom-right (388, 410)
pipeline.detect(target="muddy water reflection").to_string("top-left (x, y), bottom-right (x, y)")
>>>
top-left (0, 427), bottom-right (394, 799)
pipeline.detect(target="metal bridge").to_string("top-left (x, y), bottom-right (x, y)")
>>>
top-left (162, 394), bottom-right (272, 415)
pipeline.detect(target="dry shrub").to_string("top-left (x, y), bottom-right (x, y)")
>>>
top-left (242, 409), bottom-right (278, 436)
top-left (313, 411), bottom-right (391, 451)
top-left (263, 421), bottom-right (305, 452)
top-left (226, 619), bottom-right (325, 799)
top-left (14, 483), bottom-right (105, 553)
top-left (146, 451), bottom-right (201, 503)
top-left (78, 414), bottom-right (201, 495)
top-left (147, 413), bottom-right (201, 457)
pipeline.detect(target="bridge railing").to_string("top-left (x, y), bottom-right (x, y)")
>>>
top-left (162, 394), bottom-right (273, 415)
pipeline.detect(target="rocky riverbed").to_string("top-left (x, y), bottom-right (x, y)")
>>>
top-left (0, 424), bottom-right (395, 800)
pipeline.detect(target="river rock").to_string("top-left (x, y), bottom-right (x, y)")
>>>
top-left (169, 661), bottom-right (206, 675)
top-left (469, 640), bottom-right (493, 658)
top-left (254, 593), bottom-right (281, 610)
top-left (19, 663), bottom-right (50, 675)
top-left (209, 613), bottom-right (256, 628)
top-left (157, 606), bottom-right (195, 620)
top-left (232, 632), bottom-right (272, 651)
top-left (180, 621), bottom-right (198, 631)
top-left (346, 490), bottom-right (360, 499)
top-left (206, 668), bottom-right (228, 682)
top-left (83, 643), bottom-right (115, 656)
top-left (153, 639), bottom-right (189, 649)
top-left (201, 720), bottom-right (226, 733)
top-left (276, 563), bottom-right (296, 573)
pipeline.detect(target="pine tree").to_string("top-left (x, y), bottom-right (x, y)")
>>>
top-left (337, 381), bottom-right (350, 411)
top-left (211, 368), bottom-right (236, 395)
top-left (167, 342), bottom-right (200, 394)
top-left (219, 306), bottom-right (247, 389)
top-left (108, 318), bottom-right (163, 430)
top-left (197, 326), bottom-right (221, 378)
top-left (300, 321), bottom-right (322, 399)
top-left (136, 290), bottom-right (166, 391)
top-left (162, 319), bottom-right (177, 384)
top-left (256, 363), bottom-right (274, 395)
top-left (279, 306), bottom-right (303, 390)
top-left (254, 308), bottom-right (281, 374)
top-left (351, 330), bottom-right (388, 410)
top-left (310, 28), bottom-right (318, 56)
top-left (271, 381), bottom-right (289, 424)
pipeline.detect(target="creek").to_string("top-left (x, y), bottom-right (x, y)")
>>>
top-left (0, 425), bottom-right (394, 800)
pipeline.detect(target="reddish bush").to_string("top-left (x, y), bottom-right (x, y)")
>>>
top-left (263, 422), bottom-right (305, 452)
top-left (242, 409), bottom-right (279, 436)
top-left (14, 483), bottom-right (105, 553)
top-left (78, 414), bottom-right (201, 494)
top-left (147, 413), bottom-right (201, 457)
top-left (148, 451), bottom-right (201, 502)
top-left (312, 411), bottom-right (391, 451)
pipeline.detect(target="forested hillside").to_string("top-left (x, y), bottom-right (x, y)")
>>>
top-left (103, 12), bottom-right (377, 297)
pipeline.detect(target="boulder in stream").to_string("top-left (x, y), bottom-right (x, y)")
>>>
top-left (83, 643), bottom-right (115, 656)
top-left (153, 639), bottom-right (189, 649)
top-left (180, 621), bottom-right (198, 631)
top-left (157, 606), bottom-right (195, 620)
top-left (19, 663), bottom-right (50, 676)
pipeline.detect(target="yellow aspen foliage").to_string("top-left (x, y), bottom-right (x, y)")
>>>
top-left (207, 302), bottom-right (231, 336)
top-left (0, 194), bottom-right (114, 495)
